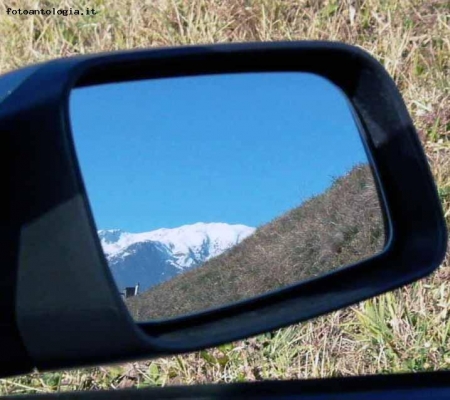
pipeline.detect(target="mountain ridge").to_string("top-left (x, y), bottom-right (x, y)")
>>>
top-left (98, 222), bottom-right (256, 291)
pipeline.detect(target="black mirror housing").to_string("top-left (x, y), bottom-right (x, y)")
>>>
top-left (0, 41), bottom-right (446, 377)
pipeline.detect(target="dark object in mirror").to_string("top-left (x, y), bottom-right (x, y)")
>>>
top-left (70, 72), bottom-right (386, 321)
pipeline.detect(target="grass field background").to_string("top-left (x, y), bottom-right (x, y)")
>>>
top-left (0, 0), bottom-right (449, 394)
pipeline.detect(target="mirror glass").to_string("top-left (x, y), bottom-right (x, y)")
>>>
top-left (70, 72), bottom-right (386, 321)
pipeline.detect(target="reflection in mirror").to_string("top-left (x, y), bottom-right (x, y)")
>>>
top-left (70, 72), bottom-right (386, 321)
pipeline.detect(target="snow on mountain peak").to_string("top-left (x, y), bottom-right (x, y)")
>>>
top-left (98, 222), bottom-right (256, 292)
top-left (98, 222), bottom-right (255, 262)
top-left (97, 229), bottom-right (124, 244)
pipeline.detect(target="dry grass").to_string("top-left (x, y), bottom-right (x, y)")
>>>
top-left (128, 165), bottom-right (384, 320)
top-left (0, 0), bottom-right (449, 395)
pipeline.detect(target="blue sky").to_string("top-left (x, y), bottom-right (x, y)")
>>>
top-left (70, 72), bottom-right (369, 232)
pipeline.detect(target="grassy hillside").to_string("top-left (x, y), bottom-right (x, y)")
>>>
top-left (127, 164), bottom-right (384, 320)
top-left (0, 0), bottom-right (448, 395)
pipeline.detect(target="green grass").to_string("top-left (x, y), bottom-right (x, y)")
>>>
top-left (0, 0), bottom-right (449, 395)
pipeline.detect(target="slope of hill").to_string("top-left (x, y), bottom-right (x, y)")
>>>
top-left (127, 164), bottom-right (385, 321)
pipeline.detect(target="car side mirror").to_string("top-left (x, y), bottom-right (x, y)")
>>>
top-left (1, 41), bottom-right (446, 377)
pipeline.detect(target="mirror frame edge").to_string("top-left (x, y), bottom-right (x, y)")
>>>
top-left (1, 41), bottom-right (446, 374)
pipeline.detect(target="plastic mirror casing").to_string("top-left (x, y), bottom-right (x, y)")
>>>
top-left (0, 42), bottom-right (446, 377)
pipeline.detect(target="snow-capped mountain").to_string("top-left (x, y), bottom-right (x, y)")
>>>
top-left (98, 222), bottom-right (255, 292)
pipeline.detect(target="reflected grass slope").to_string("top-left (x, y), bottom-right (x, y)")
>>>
top-left (127, 164), bottom-right (384, 320)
